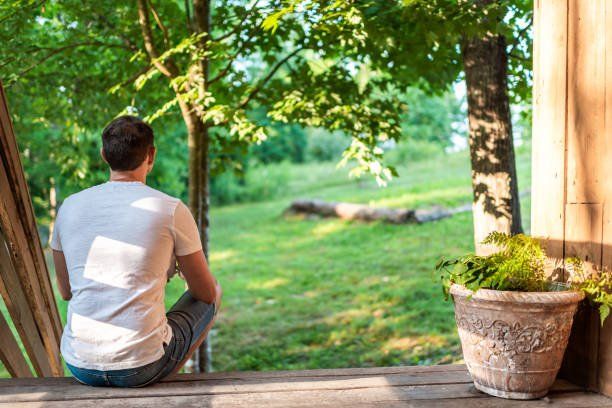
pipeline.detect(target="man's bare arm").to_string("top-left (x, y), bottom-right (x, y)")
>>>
top-left (52, 250), bottom-right (72, 301)
top-left (176, 250), bottom-right (222, 307)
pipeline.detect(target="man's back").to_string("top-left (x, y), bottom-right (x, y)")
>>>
top-left (51, 181), bottom-right (201, 370)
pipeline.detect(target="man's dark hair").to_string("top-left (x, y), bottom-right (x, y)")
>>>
top-left (101, 116), bottom-right (154, 171)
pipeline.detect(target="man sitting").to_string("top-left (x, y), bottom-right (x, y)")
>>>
top-left (51, 115), bottom-right (221, 387)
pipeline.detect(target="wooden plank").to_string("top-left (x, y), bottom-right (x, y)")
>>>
top-left (0, 378), bottom-right (601, 408)
top-left (0, 364), bottom-right (469, 388)
top-left (566, 0), bottom-right (606, 205)
top-left (0, 81), bottom-right (62, 376)
top-left (530, 0), bottom-right (568, 278)
top-left (561, 203), bottom-right (603, 390)
top-left (0, 229), bottom-right (53, 376)
top-left (0, 369), bottom-right (474, 403)
top-left (0, 310), bottom-right (32, 378)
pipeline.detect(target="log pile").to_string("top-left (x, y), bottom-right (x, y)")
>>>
top-left (285, 199), bottom-right (453, 224)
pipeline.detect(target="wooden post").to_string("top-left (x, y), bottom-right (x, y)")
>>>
top-left (532, 0), bottom-right (612, 396)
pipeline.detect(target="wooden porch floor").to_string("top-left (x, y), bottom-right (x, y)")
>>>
top-left (0, 364), bottom-right (609, 407)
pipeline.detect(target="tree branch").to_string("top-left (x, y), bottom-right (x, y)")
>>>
top-left (508, 52), bottom-right (529, 62)
top-left (112, 64), bottom-right (154, 90)
top-left (208, 34), bottom-right (255, 84)
top-left (507, 17), bottom-right (532, 56)
top-left (16, 41), bottom-right (132, 78)
top-left (147, 0), bottom-right (170, 48)
top-left (137, 0), bottom-right (177, 78)
top-left (212, 0), bottom-right (261, 42)
top-left (0, 0), bottom-right (45, 24)
top-left (237, 46), bottom-right (304, 110)
top-left (184, 0), bottom-right (194, 32)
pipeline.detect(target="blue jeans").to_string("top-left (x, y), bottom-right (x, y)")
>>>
top-left (66, 291), bottom-right (216, 387)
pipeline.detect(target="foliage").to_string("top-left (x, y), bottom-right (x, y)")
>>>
top-left (436, 232), bottom-right (547, 297)
top-left (304, 129), bottom-right (350, 163)
top-left (1, 0), bottom-right (411, 191)
top-left (436, 232), bottom-right (612, 324)
top-left (399, 87), bottom-right (466, 149)
top-left (567, 259), bottom-right (612, 324)
top-left (210, 162), bottom-right (291, 205)
top-left (249, 125), bottom-right (307, 165)
top-left (385, 140), bottom-right (444, 166)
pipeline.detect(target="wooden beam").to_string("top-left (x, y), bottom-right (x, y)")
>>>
top-left (0, 229), bottom-right (53, 376)
top-left (566, 0), bottom-right (606, 205)
top-left (0, 366), bottom-right (605, 407)
top-left (530, 0), bottom-right (568, 278)
top-left (0, 310), bottom-right (32, 378)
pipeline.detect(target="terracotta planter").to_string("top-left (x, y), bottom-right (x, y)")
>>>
top-left (450, 284), bottom-right (584, 400)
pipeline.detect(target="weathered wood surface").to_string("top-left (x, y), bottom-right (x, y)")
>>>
top-left (0, 80), bottom-right (63, 376)
top-left (286, 200), bottom-right (452, 224)
top-left (531, 0), bottom-right (567, 278)
top-left (0, 365), bottom-right (608, 407)
top-left (0, 309), bottom-right (32, 378)
top-left (532, 0), bottom-right (612, 395)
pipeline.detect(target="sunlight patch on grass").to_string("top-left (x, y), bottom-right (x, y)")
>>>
top-left (247, 277), bottom-right (289, 290)
top-left (372, 186), bottom-right (472, 209)
top-left (310, 220), bottom-right (346, 238)
top-left (210, 249), bottom-right (235, 263)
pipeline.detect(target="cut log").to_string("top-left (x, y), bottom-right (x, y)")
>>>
top-left (285, 200), bottom-right (452, 224)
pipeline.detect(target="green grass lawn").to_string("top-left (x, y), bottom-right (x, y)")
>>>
top-left (0, 147), bottom-right (532, 376)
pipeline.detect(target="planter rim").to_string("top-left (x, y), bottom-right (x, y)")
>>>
top-left (450, 283), bottom-right (585, 304)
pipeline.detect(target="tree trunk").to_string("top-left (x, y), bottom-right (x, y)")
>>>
top-left (189, 0), bottom-right (212, 373)
top-left (462, 31), bottom-right (522, 255)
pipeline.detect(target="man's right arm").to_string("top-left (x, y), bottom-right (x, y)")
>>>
top-left (173, 201), bottom-right (222, 308)
top-left (177, 250), bottom-right (222, 307)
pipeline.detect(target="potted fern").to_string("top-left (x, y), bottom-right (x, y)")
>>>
top-left (435, 232), bottom-right (611, 400)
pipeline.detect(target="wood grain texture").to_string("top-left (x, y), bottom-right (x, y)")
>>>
top-left (533, 0), bottom-right (612, 395)
top-left (0, 309), bottom-right (32, 378)
top-left (0, 229), bottom-right (53, 376)
top-left (531, 0), bottom-right (568, 278)
top-left (0, 365), bottom-right (607, 408)
top-left (566, 0), bottom-right (605, 204)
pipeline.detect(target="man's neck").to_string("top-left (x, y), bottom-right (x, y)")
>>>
top-left (109, 171), bottom-right (146, 184)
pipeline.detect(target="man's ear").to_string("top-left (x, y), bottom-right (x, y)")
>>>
top-left (100, 147), bottom-right (108, 164)
top-left (148, 146), bottom-right (156, 165)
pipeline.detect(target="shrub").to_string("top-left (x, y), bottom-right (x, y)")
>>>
top-left (305, 129), bottom-right (350, 162)
top-left (385, 139), bottom-right (445, 166)
top-left (211, 161), bottom-right (291, 205)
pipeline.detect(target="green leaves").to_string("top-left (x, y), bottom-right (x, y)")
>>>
top-left (435, 233), bottom-right (612, 325)
top-left (567, 259), bottom-right (612, 326)
top-left (435, 233), bottom-right (547, 297)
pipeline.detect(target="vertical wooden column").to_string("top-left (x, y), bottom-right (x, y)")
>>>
top-left (531, 0), bottom-right (568, 278)
top-left (532, 0), bottom-right (612, 396)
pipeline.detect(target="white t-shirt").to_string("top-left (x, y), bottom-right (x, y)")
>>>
top-left (50, 181), bottom-right (202, 371)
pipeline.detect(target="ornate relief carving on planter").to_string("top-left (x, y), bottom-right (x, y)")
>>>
top-left (450, 284), bottom-right (583, 400)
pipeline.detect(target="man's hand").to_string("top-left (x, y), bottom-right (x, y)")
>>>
top-left (176, 250), bottom-right (220, 306)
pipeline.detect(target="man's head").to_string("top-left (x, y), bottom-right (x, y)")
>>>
top-left (101, 116), bottom-right (155, 172)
